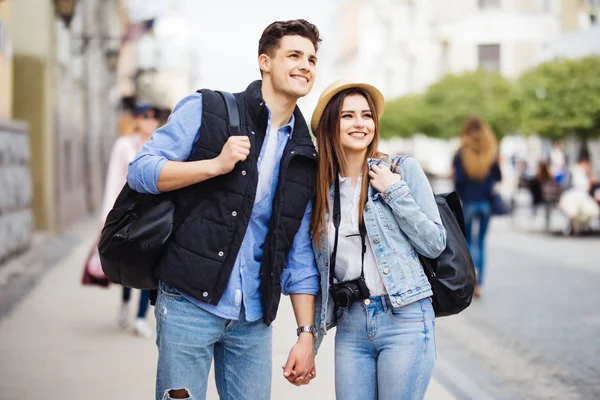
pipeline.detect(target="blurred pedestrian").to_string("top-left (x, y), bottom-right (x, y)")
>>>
top-left (558, 151), bottom-right (599, 234)
top-left (452, 116), bottom-right (501, 298)
top-left (550, 140), bottom-right (567, 184)
top-left (311, 80), bottom-right (445, 400)
top-left (101, 104), bottom-right (159, 337)
top-left (127, 20), bottom-right (321, 400)
top-left (531, 160), bottom-right (561, 229)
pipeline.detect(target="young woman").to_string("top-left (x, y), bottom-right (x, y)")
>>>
top-left (452, 116), bottom-right (501, 297)
top-left (311, 80), bottom-right (446, 400)
top-left (101, 104), bottom-right (159, 337)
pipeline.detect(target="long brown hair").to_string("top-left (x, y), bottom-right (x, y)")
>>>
top-left (311, 88), bottom-right (381, 246)
top-left (459, 116), bottom-right (498, 180)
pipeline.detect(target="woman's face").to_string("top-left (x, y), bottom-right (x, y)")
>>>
top-left (338, 94), bottom-right (375, 155)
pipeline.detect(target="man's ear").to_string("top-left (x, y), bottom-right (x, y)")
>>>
top-left (258, 54), bottom-right (271, 74)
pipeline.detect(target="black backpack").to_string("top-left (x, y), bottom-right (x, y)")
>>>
top-left (395, 156), bottom-right (476, 317)
top-left (98, 91), bottom-right (241, 289)
top-left (420, 191), bottom-right (476, 317)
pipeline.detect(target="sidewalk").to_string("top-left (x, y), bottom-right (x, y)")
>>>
top-left (0, 225), bottom-right (455, 399)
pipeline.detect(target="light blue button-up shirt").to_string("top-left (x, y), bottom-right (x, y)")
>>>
top-left (127, 92), bottom-right (319, 322)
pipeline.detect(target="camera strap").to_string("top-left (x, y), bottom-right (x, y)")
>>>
top-left (329, 176), bottom-right (367, 287)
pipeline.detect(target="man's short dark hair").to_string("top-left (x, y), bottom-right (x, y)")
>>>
top-left (258, 19), bottom-right (321, 57)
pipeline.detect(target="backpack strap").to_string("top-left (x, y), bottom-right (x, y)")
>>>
top-left (150, 92), bottom-right (240, 306)
top-left (390, 155), bottom-right (409, 174)
top-left (216, 91), bottom-right (241, 135)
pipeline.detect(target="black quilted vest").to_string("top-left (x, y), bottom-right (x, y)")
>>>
top-left (155, 81), bottom-right (318, 325)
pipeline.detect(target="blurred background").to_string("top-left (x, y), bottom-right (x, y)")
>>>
top-left (0, 0), bottom-right (599, 399)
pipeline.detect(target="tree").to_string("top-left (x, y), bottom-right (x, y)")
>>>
top-left (379, 70), bottom-right (518, 139)
top-left (517, 56), bottom-right (600, 140)
top-left (422, 70), bottom-right (518, 138)
top-left (379, 94), bottom-right (439, 139)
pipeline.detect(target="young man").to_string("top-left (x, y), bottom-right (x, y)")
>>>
top-left (127, 20), bottom-right (321, 400)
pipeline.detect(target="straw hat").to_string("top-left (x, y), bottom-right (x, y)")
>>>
top-left (310, 79), bottom-right (385, 133)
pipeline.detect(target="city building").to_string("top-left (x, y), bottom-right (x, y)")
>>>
top-left (0, 0), bottom-right (33, 264)
top-left (334, 0), bottom-right (589, 100)
top-left (118, 0), bottom-right (199, 114)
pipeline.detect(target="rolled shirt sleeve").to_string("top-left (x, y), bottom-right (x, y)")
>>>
top-left (280, 201), bottom-right (320, 296)
top-left (127, 92), bottom-right (203, 194)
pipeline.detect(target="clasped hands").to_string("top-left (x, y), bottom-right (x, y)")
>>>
top-left (282, 334), bottom-right (316, 386)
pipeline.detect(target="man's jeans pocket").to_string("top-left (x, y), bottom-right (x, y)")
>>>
top-left (159, 281), bottom-right (184, 300)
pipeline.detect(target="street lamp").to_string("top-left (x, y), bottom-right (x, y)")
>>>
top-left (53, 0), bottom-right (78, 29)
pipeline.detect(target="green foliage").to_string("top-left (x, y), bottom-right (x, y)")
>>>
top-left (379, 57), bottom-right (600, 140)
top-left (423, 70), bottom-right (518, 138)
top-left (517, 56), bottom-right (600, 140)
top-left (379, 95), bottom-right (439, 139)
top-left (380, 70), bottom-right (518, 139)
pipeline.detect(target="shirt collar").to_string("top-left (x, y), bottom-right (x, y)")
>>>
top-left (337, 174), bottom-right (363, 186)
top-left (266, 108), bottom-right (295, 138)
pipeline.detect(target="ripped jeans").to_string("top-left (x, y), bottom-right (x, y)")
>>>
top-left (155, 281), bottom-right (272, 400)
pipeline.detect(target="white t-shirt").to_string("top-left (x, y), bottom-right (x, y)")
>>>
top-left (571, 164), bottom-right (591, 193)
top-left (328, 175), bottom-right (387, 296)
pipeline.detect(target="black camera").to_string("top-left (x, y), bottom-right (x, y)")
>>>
top-left (330, 277), bottom-right (371, 307)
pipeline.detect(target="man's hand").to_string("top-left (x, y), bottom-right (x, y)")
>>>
top-left (282, 334), bottom-right (316, 386)
top-left (215, 136), bottom-right (251, 175)
top-left (369, 163), bottom-right (401, 193)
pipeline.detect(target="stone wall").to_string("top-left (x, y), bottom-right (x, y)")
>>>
top-left (0, 119), bottom-right (32, 263)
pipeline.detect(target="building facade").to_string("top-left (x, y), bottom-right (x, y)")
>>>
top-left (1, 0), bottom-right (33, 264)
top-left (118, 0), bottom-right (199, 115)
top-left (11, 0), bottom-right (120, 235)
top-left (335, 0), bottom-right (586, 99)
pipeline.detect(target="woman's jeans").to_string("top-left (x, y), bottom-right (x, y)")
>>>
top-left (154, 282), bottom-right (272, 400)
top-left (335, 296), bottom-right (436, 400)
top-left (463, 200), bottom-right (492, 286)
top-left (122, 287), bottom-right (150, 319)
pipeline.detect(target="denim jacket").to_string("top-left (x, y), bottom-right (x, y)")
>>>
top-left (313, 156), bottom-right (446, 351)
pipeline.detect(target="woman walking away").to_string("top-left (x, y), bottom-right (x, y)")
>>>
top-left (311, 80), bottom-right (446, 400)
top-left (452, 116), bottom-right (501, 298)
top-left (101, 104), bottom-right (159, 337)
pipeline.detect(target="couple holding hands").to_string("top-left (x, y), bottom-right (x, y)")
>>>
top-left (127, 19), bottom-right (445, 400)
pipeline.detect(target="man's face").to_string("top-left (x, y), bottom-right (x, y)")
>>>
top-left (263, 35), bottom-right (317, 99)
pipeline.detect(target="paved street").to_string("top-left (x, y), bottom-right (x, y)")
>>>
top-left (0, 213), bottom-right (597, 399)
top-left (0, 219), bottom-right (452, 400)
top-left (433, 217), bottom-right (600, 400)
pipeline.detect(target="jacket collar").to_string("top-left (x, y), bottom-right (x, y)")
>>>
top-left (243, 80), bottom-right (314, 147)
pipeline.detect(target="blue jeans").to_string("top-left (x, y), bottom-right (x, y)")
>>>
top-left (154, 282), bottom-right (273, 400)
top-left (463, 201), bottom-right (492, 286)
top-left (335, 296), bottom-right (436, 400)
top-left (122, 287), bottom-right (150, 318)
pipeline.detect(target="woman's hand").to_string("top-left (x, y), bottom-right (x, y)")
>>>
top-left (369, 163), bottom-right (401, 193)
top-left (282, 335), bottom-right (316, 386)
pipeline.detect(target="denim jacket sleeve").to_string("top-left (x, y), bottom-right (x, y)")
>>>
top-left (379, 156), bottom-right (446, 259)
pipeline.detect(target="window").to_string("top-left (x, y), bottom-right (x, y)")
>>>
top-left (440, 40), bottom-right (450, 75)
top-left (478, 0), bottom-right (501, 10)
top-left (587, 0), bottom-right (599, 25)
top-left (478, 44), bottom-right (501, 72)
top-left (542, 0), bottom-right (552, 12)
